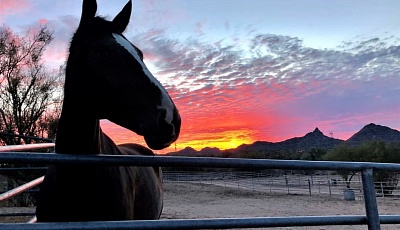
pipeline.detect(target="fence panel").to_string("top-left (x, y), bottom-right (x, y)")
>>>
top-left (0, 151), bottom-right (400, 229)
top-left (163, 170), bottom-right (400, 198)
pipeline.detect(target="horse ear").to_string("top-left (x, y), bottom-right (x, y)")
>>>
top-left (112, 0), bottom-right (132, 33)
top-left (79, 0), bottom-right (97, 27)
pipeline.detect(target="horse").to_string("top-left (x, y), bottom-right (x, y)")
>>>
top-left (35, 0), bottom-right (180, 222)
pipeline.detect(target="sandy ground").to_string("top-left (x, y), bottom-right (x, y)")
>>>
top-left (1, 181), bottom-right (399, 229)
top-left (161, 182), bottom-right (400, 230)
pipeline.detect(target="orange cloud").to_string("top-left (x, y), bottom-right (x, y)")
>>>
top-left (99, 80), bottom-right (293, 153)
top-left (100, 119), bottom-right (254, 153)
top-left (86, 30), bottom-right (400, 154)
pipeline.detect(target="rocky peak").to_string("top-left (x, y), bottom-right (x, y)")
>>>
top-left (347, 123), bottom-right (400, 145)
top-left (304, 127), bottom-right (324, 138)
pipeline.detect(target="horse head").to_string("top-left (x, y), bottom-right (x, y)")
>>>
top-left (66, 0), bottom-right (180, 150)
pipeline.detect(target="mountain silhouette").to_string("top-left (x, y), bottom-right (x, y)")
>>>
top-left (346, 123), bottom-right (400, 145)
top-left (166, 123), bottom-right (400, 157)
top-left (169, 146), bottom-right (222, 157)
top-left (235, 127), bottom-right (344, 153)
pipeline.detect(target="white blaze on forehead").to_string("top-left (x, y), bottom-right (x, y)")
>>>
top-left (112, 33), bottom-right (174, 125)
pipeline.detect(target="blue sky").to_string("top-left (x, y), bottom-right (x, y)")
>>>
top-left (2, 0), bottom-right (400, 151)
top-left (4, 1), bottom-right (399, 63)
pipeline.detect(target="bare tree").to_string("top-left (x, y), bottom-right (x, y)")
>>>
top-left (0, 25), bottom-right (57, 145)
top-left (37, 63), bottom-right (65, 140)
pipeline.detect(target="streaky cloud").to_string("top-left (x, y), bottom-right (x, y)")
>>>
top-left (127, 29), bottom-right (399, 145)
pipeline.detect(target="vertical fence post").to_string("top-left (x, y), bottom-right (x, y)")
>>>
top-left (269, 175), bottom-right (272, 193)
top-left (285, 175), bottom-right (290, 194)
top-left (318, 181), bottom-right (321, 194)
top-left (307, 179), bottom-right (311, 196)
top-left (361, 168), bottom-right (381, 230)
top-left (328, 179), bottom-right (332, 197)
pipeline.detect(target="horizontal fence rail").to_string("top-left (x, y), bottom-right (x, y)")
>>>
top-left (1, 215), bottom-right (400, 230)
top-left (1, 152), bottom-right (400, 171)
top-left (1, 151), bottom-right (400, 229)
top-left (0, 176), bottom-right (44, 202)
top-left (0, 143), bottom-right (54, 152)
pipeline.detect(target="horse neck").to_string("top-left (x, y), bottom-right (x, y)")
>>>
top-left (55, 99), bottom-right (116, 155)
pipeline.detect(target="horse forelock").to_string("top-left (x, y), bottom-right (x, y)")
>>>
top-left (78, 16), bottom-right (114, 34)
top-left (67, 17), bottom-right (112, 68)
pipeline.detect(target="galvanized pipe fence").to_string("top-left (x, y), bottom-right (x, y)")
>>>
top-left (0, 143), bottom-right (54, 152)
top-left (0, 176), bottom-right (44, 202)
top-left (0, 145), bottom-right (399, 229)
top-left (163, 170), bottom-right (400, 199)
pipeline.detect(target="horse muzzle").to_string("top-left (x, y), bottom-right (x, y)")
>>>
top-left (143, 108), bottom-right (181, 150)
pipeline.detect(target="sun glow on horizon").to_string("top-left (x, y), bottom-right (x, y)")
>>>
top-left (100, 120), bottom-right (255, 153)
top-left (175, 130), bottom-right (254, 151)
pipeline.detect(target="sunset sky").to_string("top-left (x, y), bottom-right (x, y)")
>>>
top-left (1, 0), bottom-right (400, 153)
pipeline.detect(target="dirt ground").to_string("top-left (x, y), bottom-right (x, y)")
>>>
top-left (161, 182), bottom-right (400, 230)
top-left (1, 181), bottom-right (399, 229)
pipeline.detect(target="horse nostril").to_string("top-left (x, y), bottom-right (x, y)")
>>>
top-left (158, 109), bottom-right (167, 124)
top-left (170, 124), bottom-right (176, 138)
top-left (161, 123), bottom-right (175, 141)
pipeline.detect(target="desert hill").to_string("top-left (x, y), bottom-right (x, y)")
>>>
top-left (166, 123), bottom-right (400, 157)
top-left (346, 123), bottom-right (400, 145)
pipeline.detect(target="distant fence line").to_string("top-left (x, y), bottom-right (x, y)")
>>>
top-left (0, 133), bottom-right (53, 143)
top-left (162, 170), bottom-right (400, 199)
top-left (1, 165), bottom-right (399, 200)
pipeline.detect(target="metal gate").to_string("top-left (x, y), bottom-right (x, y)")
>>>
top-left (1, 143), bottom-right (400, 229)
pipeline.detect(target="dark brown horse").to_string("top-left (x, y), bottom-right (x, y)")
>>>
top-left (35, 0), bottom-right (180, 222)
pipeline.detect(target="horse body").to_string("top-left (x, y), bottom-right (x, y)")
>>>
top-left (36, 0), bottom-right (179, 222)
top-left (37, 131), bottom-right (163, 221)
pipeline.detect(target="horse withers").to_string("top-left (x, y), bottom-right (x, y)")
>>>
top-left (36, 0), bottom-right (180, 222)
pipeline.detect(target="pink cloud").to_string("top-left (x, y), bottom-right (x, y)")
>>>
top-left (0, 0), bottom-right (29, 16)
top-left (52, 26), bottom-right (400, 152)
top-left (38, 18), bottom-right (48, 25)
top-left (34, 15), bottom-right (79, 69)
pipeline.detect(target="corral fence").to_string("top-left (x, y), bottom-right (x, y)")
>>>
top-left (163, 170), bottom-right (400, 199)
top-left (0, 143), bottom-right (400, 229)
